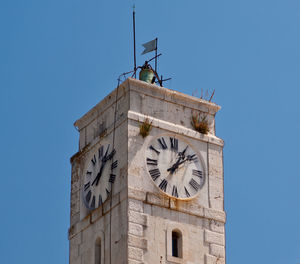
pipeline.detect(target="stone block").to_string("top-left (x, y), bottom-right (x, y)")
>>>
top-left (128, 246), bottom-right (143, 261)
top-left (204, 208), bottom-right (226, 223)
top-left (128, 235), bottom-right (147, 249)
top-left (128, 222), bottom-right (143, 237)
top-left (146, 192), bottom-right (169, 208)
top-left (128, 199), bottom-right (144, 213)
top-left (210, 220), bottom-right (225, 234)
top-left (128, 211), bottom-right (148, 226)
top-left (204, 230), bottom-right (225, 246)
top-left (209, 244), bottom-right (225, 258)
top-left (205, 254), bottom-right (225, 264)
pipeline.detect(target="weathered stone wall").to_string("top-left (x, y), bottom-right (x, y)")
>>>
top-left (126, 79), bottom-right (225, 264)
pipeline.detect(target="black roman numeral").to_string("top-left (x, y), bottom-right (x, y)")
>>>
top-left (147, 158), bottom-right (158, 166)
top-left (84, 182), bottom-right (90, 191)
top-left (98, 146), bottom-right (104, 159)
top-left (192, 169), bottom-right (203, 178)
top-left (90, 195), bottom-right (95, 209)
top-left (109, 174), bottom-right (116, 183)
top-left (172, 185), bottom-right (178, 198)
top-left (98, 195), bottom-right (103, 207)
top-left (86, 171), bottom-right (92, 175)
top-left (86, 190), bottom-right (92, 203)
top-left (159, 179), bottom-right (168, 192)
top-left (157, 137), bottom-right (167, 149)
top-left (170, 137), bottom-right (178, 151)
top-left (111, 160), bottom-right (118, 170)
top-left (149, 145), bottom-right (160, 155)
top-left (187, 154), bottom-right (197, 161)
top-left (184, 187), bottom-right (190, 197)
top-left (149, 169), bottom-right (160, 181)
top-left (189, 178), bottom-right (201, 191)
top-left (91, 155), bottom-right (96, 165)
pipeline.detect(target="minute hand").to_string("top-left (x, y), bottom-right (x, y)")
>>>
top-left (174, 154), bottom-right (196, 167)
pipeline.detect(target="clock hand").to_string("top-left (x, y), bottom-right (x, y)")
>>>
top-left (179, 146), bottom-right (188, 158)
top-left (167, 153), bottom-right (196, 174)
top-left (91, 163), bottom-right (104, 186)
top-left (167, 156), bottom-right (183, 173)
top-left (91, 150), bottom-right (109, 186)
top-left (175, 154), bottom-right (196, 167)
top-left (95, 163), bottom-right (105, 186)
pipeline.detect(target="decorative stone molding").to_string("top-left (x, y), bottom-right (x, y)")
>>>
top-left (128, 110), bottom-right (224, 147)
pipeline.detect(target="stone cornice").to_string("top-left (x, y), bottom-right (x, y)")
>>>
top-left (128, 110), bottom-right (224, 147)
top-left (128, 78), bottom-right (221, 114)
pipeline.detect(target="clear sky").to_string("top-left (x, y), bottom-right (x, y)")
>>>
top-left (1, 0), bottom-right (300, 263)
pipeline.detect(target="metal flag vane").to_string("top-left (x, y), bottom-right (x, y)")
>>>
top-left (131, 6), bottom-right (171, 87)
top-left (118, 5), bottom-right (171, 87)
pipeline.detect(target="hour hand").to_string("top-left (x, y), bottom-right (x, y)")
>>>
top-left (92, 164), bottom-right (105, 186)
top-left (167, 156), bottom-right (182, 173)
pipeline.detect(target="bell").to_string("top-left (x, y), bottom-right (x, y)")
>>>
top-left (139, 68), bottom-right (155, 84)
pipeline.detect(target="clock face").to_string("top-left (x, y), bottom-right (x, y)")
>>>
top-left (82, 143), bottom-right (118, 210)
top-left (145, 136), bottom-right (205, 199)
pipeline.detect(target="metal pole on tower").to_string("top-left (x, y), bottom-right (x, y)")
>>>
top-left (155, 38), bottom-right (158, 73)
top-left (133, 5), bottom-right (137, 78)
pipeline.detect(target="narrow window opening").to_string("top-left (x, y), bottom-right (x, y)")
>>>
top-left (95, 238), bottom-right (101, 264)
top-left (172, 230), bottom-right (182, 258)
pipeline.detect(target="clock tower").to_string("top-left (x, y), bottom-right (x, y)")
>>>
top-left (69, 78), bottom-right (225, 264)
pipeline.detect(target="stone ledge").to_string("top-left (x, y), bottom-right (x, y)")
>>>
top-left (128, 188), bottom-right (147, 201)
top-left (128, 78), bottom-right (221, 114)
top-left (68, 215), bottom-right (90, 239)
top-left (128, 110), bottom-right (224, 147)
top-left (142, 192), bottom-right (226, 223)
top-left (146, 192), bottom-right (170, 208)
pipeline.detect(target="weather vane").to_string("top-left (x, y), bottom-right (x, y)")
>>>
top-left (131, 5), bottom-right (171, 87)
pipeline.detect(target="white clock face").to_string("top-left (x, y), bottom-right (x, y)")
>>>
top-left (82, 143), bottom-right (118, 210)
top-left (145, 136), bottom-right (205, 199)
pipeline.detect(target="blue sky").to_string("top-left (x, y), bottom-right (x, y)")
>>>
top-left (1, 0), bottom-right (300, 263)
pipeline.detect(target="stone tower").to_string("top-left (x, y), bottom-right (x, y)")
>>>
top-left (69, 78), bottom-right (225, 264)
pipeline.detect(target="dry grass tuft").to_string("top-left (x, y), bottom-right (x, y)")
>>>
top-left (191, 113), bottom-right (209, 134)
top-left (139, 118), bottom-right (152, 138)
